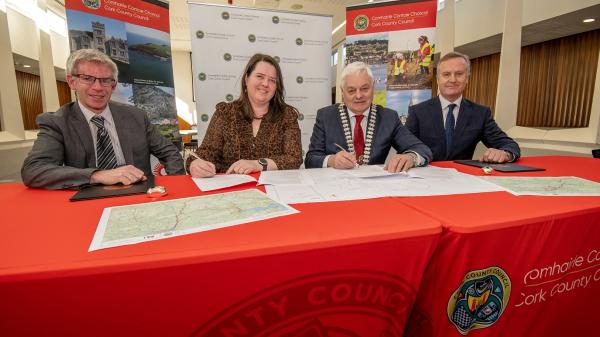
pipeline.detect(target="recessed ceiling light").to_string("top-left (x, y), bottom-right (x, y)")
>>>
top-left (291, 4), bottom-right (303, 10)
top-left (583, 18), bottom-right (595, 23)
top-left (23, 64), bottom-right (31, 68)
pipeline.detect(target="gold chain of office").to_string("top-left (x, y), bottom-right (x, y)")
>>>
top-left (338, 103), bottom-right (377, 165)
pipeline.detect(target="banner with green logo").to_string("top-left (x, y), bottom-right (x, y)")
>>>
top-left (346, 0), bottom-right (437, 123)
top-left (188, 3), bottom-right (332, 158)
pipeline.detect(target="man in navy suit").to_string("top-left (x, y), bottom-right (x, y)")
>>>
top-left (305, 62), bottom-right (431, 172)
top-left (406, 51), bottom-right (520, 163)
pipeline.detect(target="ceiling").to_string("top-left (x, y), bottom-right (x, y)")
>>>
top-left (457, 4), bottom-right (600, 59)
top-left (14, 0), bottom-right (600, 76)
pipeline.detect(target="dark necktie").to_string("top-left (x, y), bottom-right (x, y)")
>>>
top-left (90, 115), bottom-right (118, 170)
top-left (445, 103), bottom-right (456, 158)
top-left (354, 115), bottom-right (365, 161)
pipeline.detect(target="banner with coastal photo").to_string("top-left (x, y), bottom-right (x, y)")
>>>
top-left (188, 2), bottom-right (332, 159)
top-left (64, 0), bottom-right (180, 154)
top-left (346, 0), bottom-right (437, 124)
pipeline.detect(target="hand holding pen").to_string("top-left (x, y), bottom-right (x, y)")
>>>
top-left (327, 143), bottom-right (358, 169)
top-left (186, 150), bottom-right (217, 178)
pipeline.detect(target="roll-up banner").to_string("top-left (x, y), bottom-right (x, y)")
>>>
top-left (188, 2), bottom-right (332, 158)
top-left (346, 0), bottom-right (437, 123)
top-left (65, 0), bottom-right (180, 145)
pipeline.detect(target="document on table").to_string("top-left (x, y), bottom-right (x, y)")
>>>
top-left (265, 166), bottom-right (503, 204)
top-left (89, 189), bottom-right (298, 251)
top-left (258, 165), bottom-right (415, 186)
top-left (480, 176), bottom-right (600, 196)
top-left (192, 174), bottom-right (256, 191)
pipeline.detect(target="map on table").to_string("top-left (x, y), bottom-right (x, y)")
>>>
top-left (480, 176), bottom-right (600, 196)
top-left (89, 189), bottom-right (298, 251)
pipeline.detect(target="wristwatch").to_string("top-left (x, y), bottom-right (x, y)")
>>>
top-left (258, 158), bottom-right (268, 171)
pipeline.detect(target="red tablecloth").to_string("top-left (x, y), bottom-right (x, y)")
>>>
top-left (0, 175), bottom-right (441, 337)
top-left (402, 156), bottom-right (600, 337)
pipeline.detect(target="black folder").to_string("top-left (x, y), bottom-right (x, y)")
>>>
top-left (454, 160), bottom-right (545, 172)
top-left (70, 175), bottom-right (155, 201)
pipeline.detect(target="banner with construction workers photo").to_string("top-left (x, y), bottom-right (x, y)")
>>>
top-left (346, 0), bottom-right (437, 123)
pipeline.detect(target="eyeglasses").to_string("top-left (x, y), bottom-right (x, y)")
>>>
top-left (73, 74), bottom-right (116, 87)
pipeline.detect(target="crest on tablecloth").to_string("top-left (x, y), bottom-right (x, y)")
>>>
top-left (447, 266), bottom-right (511, 335)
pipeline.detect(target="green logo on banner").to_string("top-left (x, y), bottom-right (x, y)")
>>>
top-left (248, 34), bottom-right (256, 43)
top-left (223, 53), bottom-right (232, 61)
top-left (201, 114), bottom-right (209, 122)
top-left (222, 12), bottom-right (230, 20)
top-left (272, 16), bottom-right (279, 24)
top-left (298, 113), bottom-right (304, 121)
top-left (198, 73), bottom-right (206, 81)
top-left (295, 38), bottom-right (303, 46)
top-left (196, 30), bottom-right (204, 39)
top-left (296, 76), bottom-right (303, 84)
top-left (82, 0), bottom-right (101, 9)
top-left (354, 15), bottom-right (369, 31)
top-left (273, 56), bottom-right (280, 63)
top-left (225, 94), bottom-right (234, 102)
top-left (447, 267), bottom-right (511, 335)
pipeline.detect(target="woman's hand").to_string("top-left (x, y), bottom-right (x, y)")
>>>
top-left (189, 158), bottom-right (217, 178)
top-left (226, 160), bottom-right (262, 175)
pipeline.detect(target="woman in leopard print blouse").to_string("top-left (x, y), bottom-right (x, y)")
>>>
top-left (187, 54), bottom-right (302, 176)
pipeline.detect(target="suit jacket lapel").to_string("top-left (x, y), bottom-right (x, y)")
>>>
top-left (69, 103), bottom-right (96, 168)
top-left (111, 102), bottom-right (134, 165)
top-left (431, 97), bottom-right (446, 150)
top-left (453, 99), bottom-right (472, 148)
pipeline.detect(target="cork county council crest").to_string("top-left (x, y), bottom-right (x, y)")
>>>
top-left (82, 0), bottom-right (101, 9)
top-left (354, 15), bottom-right (369, 31)
top-left (447, 266), bottom-right (511, 335)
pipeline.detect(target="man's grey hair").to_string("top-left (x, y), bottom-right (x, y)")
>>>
top-left (66, 49), bottom-right (119, 80)
top-left (437, 51), bottom-right (471, 76)
top-left (340, 61), bottom-right (374, 89)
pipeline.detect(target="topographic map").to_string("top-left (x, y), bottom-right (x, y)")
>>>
top-left (481, 176), bottom-right (600, 196)
top-left (89, 189), bottom-right (298, 251)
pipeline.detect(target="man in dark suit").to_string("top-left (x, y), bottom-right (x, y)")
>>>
top-left (406, 51), bottom-right (520, 163)
top-left (21, 49), bottom-right (184, 190)
top-left (305, 62), bottom-right (431, 172)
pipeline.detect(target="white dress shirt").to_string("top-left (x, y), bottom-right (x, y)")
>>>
top-left (78, 101), bottom-right (126, 167)
top-left (439, 95), bottom-right (463, 129)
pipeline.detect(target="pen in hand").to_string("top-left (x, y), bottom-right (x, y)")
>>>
top-left (185, 150), bottom-right (216, 175)
top-left (334, 143), bottom-right (351, 153)
top-left (333, 143), bottom-right (359, 168)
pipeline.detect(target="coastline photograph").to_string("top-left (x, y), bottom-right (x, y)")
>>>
top-left (126, 24), bottom-right (175, 88)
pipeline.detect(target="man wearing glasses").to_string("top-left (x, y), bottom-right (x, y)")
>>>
top-left (21, 49), bottom-right (184, 189)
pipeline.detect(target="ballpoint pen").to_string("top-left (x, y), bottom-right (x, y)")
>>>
top-left (333, 143), bottom-right (350, 153)
top-left (185, 150), bottom-right (216, 175)
top-left (333, 143), bottom-right (359, 167)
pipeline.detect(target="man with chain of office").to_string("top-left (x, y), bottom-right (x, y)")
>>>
top-left (305, 61), bottom-right (432, 172)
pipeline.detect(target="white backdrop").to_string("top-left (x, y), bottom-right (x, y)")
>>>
top-left (188, 2), bottom-right (332, 159)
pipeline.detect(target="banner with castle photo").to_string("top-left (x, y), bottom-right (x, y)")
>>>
top-left (188, 3), bottom-right (332, 159)
top-left (346, 0), bottom-right (437, 124)
top-left (65, 0), bottom-right (180, 146)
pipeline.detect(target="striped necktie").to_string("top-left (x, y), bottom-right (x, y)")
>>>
top-left (90, 115), bottom-right (118, 170)
top-left (445, 103), bottom-right (456, 158)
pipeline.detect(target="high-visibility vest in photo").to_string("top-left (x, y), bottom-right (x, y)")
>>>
top-left (419, 42), bottom-right (432, 66)
top-left (394, 59), bottom-right (406, 75)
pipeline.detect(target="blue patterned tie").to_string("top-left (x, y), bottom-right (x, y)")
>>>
top-left (90, 115), bottom-right (118, 169)
top-left (445, 103), bottom-right (456, 158)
